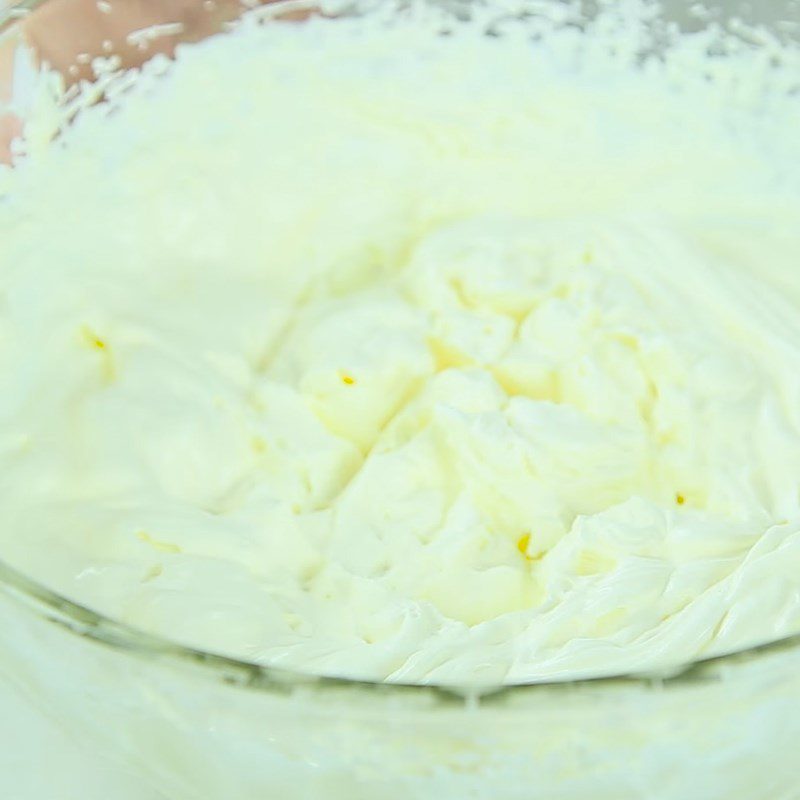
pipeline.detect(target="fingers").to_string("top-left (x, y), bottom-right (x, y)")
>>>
top-left (0, 0), bottom-right (317, 163)
top-left (0, 31), bottom-right (24, 163)
top-left (22, 0), bottom-right (315, 83)
top-left (22, 0), bottom-right (243, 82)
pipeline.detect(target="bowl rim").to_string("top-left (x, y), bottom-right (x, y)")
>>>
top-left (4, 554), bottom-right (800, 703)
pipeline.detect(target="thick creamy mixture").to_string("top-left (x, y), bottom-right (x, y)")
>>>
top-left (1, 2), bottom-right (799, 684)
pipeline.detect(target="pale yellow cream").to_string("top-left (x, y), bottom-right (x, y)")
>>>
top-left (1, 5), bottom-right (799, 683)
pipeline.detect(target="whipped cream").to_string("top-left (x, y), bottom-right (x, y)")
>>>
top-left (1, 2), bottom-right (799, 684)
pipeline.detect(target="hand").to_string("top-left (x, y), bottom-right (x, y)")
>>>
top-left (1, 0), bottom-right (310, 162)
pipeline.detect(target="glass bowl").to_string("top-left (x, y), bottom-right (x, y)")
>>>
top-left (1, 2), bottom-right (800, 798)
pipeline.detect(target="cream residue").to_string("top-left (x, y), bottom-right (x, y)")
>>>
top-left (1, 2), bottom-right (799, 684)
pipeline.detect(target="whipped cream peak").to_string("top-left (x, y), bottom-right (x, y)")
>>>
top-left (0, 3), bottom-right (799, 685)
